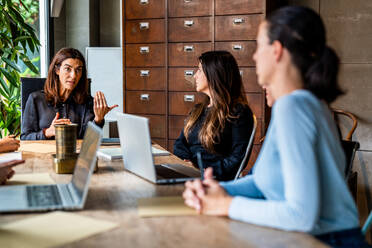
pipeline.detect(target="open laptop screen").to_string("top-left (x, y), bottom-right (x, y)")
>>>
top-left (71, 123), bottom-right (102, 200)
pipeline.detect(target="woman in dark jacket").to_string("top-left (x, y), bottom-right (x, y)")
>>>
top-left (174, 51), bottom-right (254, 181)
top-left (21, 48), bottom-right (118, 140)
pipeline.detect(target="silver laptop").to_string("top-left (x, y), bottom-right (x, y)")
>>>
top-left (116, 113), bottom-right (200, 184)
top-left (0, 122), bottom-right (102, 213)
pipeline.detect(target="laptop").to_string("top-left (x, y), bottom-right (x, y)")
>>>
top-left (116, 113), bottom-right (201, 184)
top-left (0, 122), bottom-right (102, 213)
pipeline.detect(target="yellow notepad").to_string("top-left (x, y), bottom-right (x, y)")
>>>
top-left (0, 212), bottom-right (118, 248)
top-left (6, 173), bottom-right (55, 185)
top-left (138, 196), bottom-right (198, 217)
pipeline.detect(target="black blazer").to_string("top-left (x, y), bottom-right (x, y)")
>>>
top-left (173, 104), bottom-right (254, 181)
top-left (21, 90), bottom-right (104, 140)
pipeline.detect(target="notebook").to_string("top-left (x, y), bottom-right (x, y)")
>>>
top-left (97, 147), bottom-right (170, 161)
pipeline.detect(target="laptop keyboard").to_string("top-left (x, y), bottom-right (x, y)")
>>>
top-left (155, 165), bottom-right (190, 179)
top-left (26, 185), bottom-right (62, 207)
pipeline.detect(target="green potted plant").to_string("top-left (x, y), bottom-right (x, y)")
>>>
top-left (0, 0), bottom-right (40, 137)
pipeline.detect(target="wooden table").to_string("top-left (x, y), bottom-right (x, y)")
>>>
top-left (0, 141), bottom-right (329, 248)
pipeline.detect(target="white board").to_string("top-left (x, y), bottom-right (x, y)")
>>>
top-left (86, 47), bottom-right (123, 121)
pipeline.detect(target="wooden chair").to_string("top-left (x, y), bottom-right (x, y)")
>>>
top-left (234, 115), bottom-right (257, 180)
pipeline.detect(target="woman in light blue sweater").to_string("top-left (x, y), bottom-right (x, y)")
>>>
top-left (182, 6), bottom-right (369, 247)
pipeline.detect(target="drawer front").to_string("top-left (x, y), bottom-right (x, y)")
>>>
top-left (126, 0), bottom-right (165, 19)
top-left (126, 19), bottom-right (165, 43)
top-left (215, 0), bottom-right (264, 15)
top-left (169, 17), bottom-right (212, 42)
top-left (169, 92), bottom-right (207, 115)
top-left (153, 138), bottom-right (166, 149)
top-left (169, 42), bottom-right (212, 67)
top-left (240, 67), bottom-right (261, 93)
top-left (126, 68), bottom-right (166, 90)
top-left (142, 114), bottom-right (166, 138)
top-left (168, 0), bottom-right (212, 17)
top-left (126, 91), bottom-right (166, 114)
top-left (215, 41), bottom-right (256, 66)
top-left (169, 115), bottom-right (187, 139)
top-left (168, 139), bottom-right (176, 153)
top-left (169, 67), bottom-right (197, 91)
top-left (246, 93), bottom-right (263, 118)
top-left (215, 15), bottom-right (263, 41)
top-left (126, 44), bottom-right (165, 67)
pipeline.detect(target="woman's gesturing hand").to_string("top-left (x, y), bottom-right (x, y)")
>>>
top-left (0, 135), bottom-right (20, 153)
top-left (44, 113), bottom-right (72, 138)
top-left (183, 167), bottom-right (233, 216)
top-left (93, 91), bottom-right (118, 124)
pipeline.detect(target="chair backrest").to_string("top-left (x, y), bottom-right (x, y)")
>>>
top-left (332, 108), bottom-right (358, 141)
top-left (341, 140), bottom-right (360, 179)
top-left (20, 77), bottom-right (93, 122)
top-left (234, 115), bottom-right (257, 180)
top-left (20, 77), bottom-right (46, 121)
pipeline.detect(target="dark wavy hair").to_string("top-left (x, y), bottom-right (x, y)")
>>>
top-left (44, 48), bottom-right (88, 105)
top-left (184, 50), bottom-right (248, 153)
top-left (266, 6), bottom-right (344, 103)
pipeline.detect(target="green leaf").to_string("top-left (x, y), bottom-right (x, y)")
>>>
top-left (22, 59), bottom-right (39, 74)
top-left (0, 67), bottom-right (18, 87)
top-left (0, 76), bottom-right (10, 97)
top-left (2, 57), bottom-right (21, 72)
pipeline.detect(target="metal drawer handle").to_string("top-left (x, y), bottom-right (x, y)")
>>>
top-left (184, 95), bottom-right (195, 102)
top-left (140, 46), bottom-right (150, 54)
top-left (184, 0), bottom-right (192, 3)
top-left (233, 44), bottom-right (243, 50)
top-left (140, 94), bottom-right (150, 101)
top-left (240, 70), bottom-right (243, 76)
top-left (184, 20), bottom-right (194, 27)
top-left (184, 45), bottom-right (194, 52)
top-left (140, 70), bottom-right (150, 77)
top-left (139, 22), bottom-right (149, 30)
top-left (140, 0), bottom-right (148, 5)
top-left (233, 18), bottom-right (245, 24)
top-left (184, 70), bottom-right (194, 76)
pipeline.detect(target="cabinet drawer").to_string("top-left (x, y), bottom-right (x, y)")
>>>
top-left (169, 17), bottom-right (212, 42)
top-left (239, 67), bottom-right (261, 93)
top-left (126, 91), bottom-right (166, 114)
top-left (168, 0), bottom-right (212, 17)
top-left (169, 68), bottom-right (197, 91)
top-left (169, 42), bottom-right (212, 67)
top-left (169, 115), bottom-right (187, 139)
top-left (169, 92), bottom-right (206, 115)
top-left (215, 41), bottom-right (255, 66)
top-left (168, 139), bottom-right (176, 153)
top-left (126, 19), bottom-right (165, 43)
top-left (215, 0), bottom-right (264, 15)
top-left (215, 15), bottom-right (263, 41)
top-left (126, 68), bottom-right (166, 90)
top-left (126, 0), bottom-right (165, 19)
top-left (126, 44), bottom-right (165, 67)
top-left (153, 138), bottom-right (166, 149)
top-left (246, 93), bottom-right (263, 118)
top-left (142, 114), bottom-right (166, 138)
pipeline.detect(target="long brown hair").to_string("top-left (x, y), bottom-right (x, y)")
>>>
top-left (184, 51), bottom-right (248, 153)
top-left (44, 48), bottom-right (88, 105)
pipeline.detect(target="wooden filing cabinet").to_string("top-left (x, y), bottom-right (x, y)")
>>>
top-left (122, 0), bottom-right (276, 173)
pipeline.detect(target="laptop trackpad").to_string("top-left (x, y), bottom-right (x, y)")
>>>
top-left (0, 186), bottom-right (28, 210)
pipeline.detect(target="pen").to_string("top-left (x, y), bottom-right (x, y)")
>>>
top-left (196, 151), bottom-right (204, 180)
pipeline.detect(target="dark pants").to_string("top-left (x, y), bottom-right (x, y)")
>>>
top-left (315, 228), bottom-right (372, 248)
